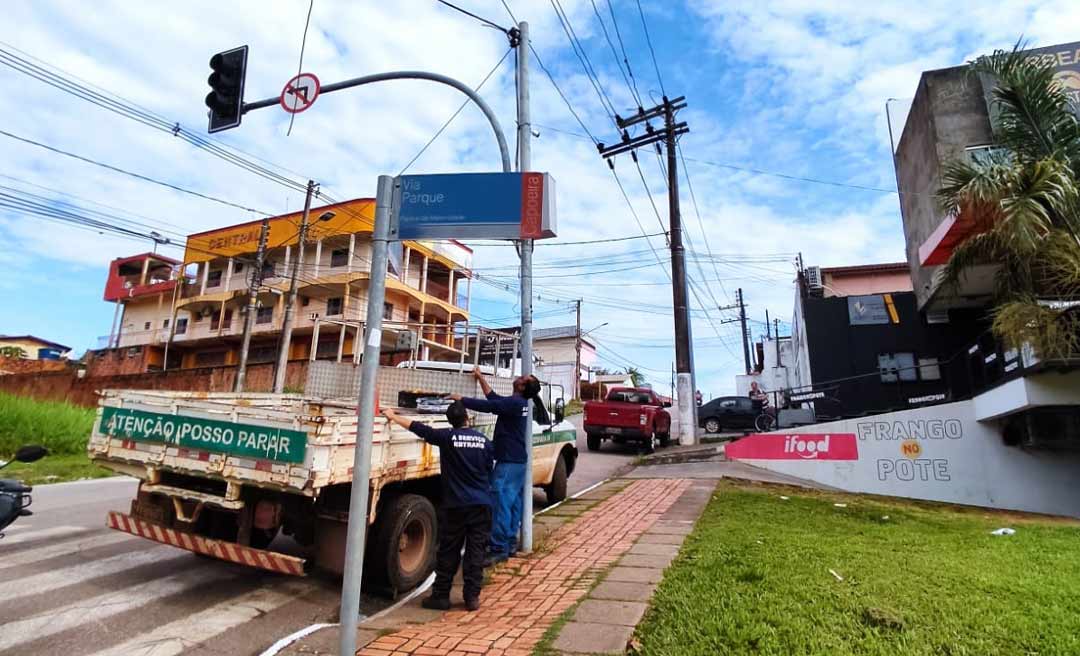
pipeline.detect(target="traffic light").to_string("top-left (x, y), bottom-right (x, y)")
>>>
top-left (205, 45), bottom-right (248, 133)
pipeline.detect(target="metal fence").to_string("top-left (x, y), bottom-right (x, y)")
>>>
top-left (305, 361), bottom-right (514, 407)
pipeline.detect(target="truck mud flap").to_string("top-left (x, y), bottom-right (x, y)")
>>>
top-left (106, 511), bottom-right (306, 576)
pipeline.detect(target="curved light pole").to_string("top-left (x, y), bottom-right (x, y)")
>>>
top-left (243, 71), bottom-right (511, 174)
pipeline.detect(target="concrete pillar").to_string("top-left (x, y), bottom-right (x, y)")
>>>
top-left (403, 247), bottom-right (412, 286)
top-left (140, 257), bottom-right (150, 286)
top-left (448, 269), bottom-right (455, 305)
top-left (224, 257), bottom-right (233, 291)
top-left (200, 263), bottom-right (208, 295)
top-left (420, 257), bottom-right (428, 294)
top-left (310, 319), bottom-right (320, 361)
top-left (465, 275), bottom-right (472, 312)
top-left (337, 323), bottom-right (346, 363)
top-left (313, 240), bottom-right (322, 278)
top-left (348, 234), bottom-right (355, 272)
top-left (282, 247), bottom-right (290, 278)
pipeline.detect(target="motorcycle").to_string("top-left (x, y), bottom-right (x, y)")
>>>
top-left (0, 445), bottom-right (47, 536)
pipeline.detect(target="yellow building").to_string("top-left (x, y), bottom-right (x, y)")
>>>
top-left (98, 198), bottom-right (473, 373)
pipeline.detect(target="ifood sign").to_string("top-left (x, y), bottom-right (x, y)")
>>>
top-left (726, 433), bottom-right (858, 460)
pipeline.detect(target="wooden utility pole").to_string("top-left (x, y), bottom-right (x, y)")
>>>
top-left (574, 299), bottom-right (582, 401)
top-left (234, 217), bottom-right (270, 392)
top-left (599, 96), bottom-right (693, 443)
top-left (274, 180), bottom-right (317, 392)
top-left (738, 288), bottom-right (751, 375)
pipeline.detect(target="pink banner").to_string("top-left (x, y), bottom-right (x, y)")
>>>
top-left (726, 433), bottom-right (859, 461)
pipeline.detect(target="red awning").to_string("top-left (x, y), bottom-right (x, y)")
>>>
top-left (918, 204), bottom-right (994, 267)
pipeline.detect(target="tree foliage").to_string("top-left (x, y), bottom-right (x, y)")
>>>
top-left (938, 42), bottom-right (1080, 358)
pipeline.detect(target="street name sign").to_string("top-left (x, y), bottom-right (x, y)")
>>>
top-left (97, 406), bottom-right (307, 463)
top-left (280, 73), bottom-right (320, 114)
top-left (391, 172), bottom-right (556, 240)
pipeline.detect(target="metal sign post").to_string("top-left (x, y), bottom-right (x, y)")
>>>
top-left (338, 175), bottom-right (393, 656)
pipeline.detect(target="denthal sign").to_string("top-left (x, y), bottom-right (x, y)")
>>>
top-left (98, 407), bottom-right (307, 464)
top-left (393, 172), bottom-right (556, 240)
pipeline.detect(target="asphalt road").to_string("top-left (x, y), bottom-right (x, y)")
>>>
top-left (1, 415), bottom-right (638, 656)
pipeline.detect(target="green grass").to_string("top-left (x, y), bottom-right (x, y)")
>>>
top-left (633, 482), bottom-right (1080, 656)
top-left (2, 453), bottom-right (113, 485)
top-left (0, 393), bottom-right (103, 484)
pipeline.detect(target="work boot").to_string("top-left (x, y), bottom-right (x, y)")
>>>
top-left (421, 596), bottom-right (450, 611)
top-left (465, 597), bottom-right (481, 612)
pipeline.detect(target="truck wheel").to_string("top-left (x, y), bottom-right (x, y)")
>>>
top-left (545, 456), bottom-right (568, 505)
top-left (644, 433), bottom-right (656, 455)
top-left (368, 493), bottom-right (437, 597)
top-left (657, 431), bottom-right (671, 448)
top-left (249, 527), bottom-right (278, 550)
top-left (704, 418), bottom-right (721, 434)
top-left (586, 433), bottom-right (601, 451)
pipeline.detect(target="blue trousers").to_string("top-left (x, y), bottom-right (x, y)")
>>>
top-left (489, 461), bottom-right (526, 556)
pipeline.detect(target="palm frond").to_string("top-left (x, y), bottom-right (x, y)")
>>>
top-left (991, 299), bottom-right (1080, 359)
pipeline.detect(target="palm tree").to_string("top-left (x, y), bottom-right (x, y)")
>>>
top-left (938, 43), bottom-right (1080, 359)
top-left (625, 367), bottom-right (645, 387)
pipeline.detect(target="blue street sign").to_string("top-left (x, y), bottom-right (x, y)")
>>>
top-left (391, 172), bottom-right (555, 240)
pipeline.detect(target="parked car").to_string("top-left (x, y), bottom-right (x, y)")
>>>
top-left (699, 396), bottom-right (758, 434)
top-left (583, 387), bottom-right (672, 453)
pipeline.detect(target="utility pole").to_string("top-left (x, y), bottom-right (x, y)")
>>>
top-left (737, 288), bottom-right (751, 375)
top-left (599, 96), bottom-right (692, 444)
top-left (574, 299), bottom-right (582, 401)
top-left (774, 317), bottom-right (781, 365)
top-left (274, 180), bottom-right (317, 393)
top-left (514, 20), bottom-right (535, 555)
top-left (234, 218), bottom-right (270, 392)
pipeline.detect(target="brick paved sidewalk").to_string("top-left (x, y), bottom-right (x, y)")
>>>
top-left (358, 478), bottom-right (691, 656)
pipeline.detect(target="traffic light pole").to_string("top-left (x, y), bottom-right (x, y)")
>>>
top-left (514, 20), bottom-right (535, 555)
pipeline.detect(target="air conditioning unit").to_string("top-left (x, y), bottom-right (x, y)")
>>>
top-left (805, 266), bottom-right (824, 297)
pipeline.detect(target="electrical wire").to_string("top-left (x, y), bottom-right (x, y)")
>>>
top-left (435, 0), bottom-right (511, 32)
top-left (635, 0), bottom-right (665, 96)
top-left (589, 0), bottom-right (641, 107)
top-left (286, 0), bottom-right (316, 136)
top-left (0, 128), bottom-right (269, 215)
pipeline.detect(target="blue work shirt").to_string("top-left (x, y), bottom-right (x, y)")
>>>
top-left (461, 391), bottom-right (529, 463)
top-left (408, 422), bottom-right (494, 508)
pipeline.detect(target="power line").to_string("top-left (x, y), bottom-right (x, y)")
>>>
top-left (635, 0), bottom-right (665, 96)
top-left (549, 0), bottom-right (620, 123)
top-left (603, 0), bottom-right (642, 106)
top-left (528, 44), bottom-right (600, 145)
top-left (590, 0), bottom-right (641, 107)
top-left (0, 129), bottom-right (269, 215)
top-left (435, 0), bottom-right (511, 33)
top-left (285, 0), bottom-right (316, 136)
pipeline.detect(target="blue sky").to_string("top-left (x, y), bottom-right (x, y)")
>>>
top-left (1, 1), bottom-right (1075, 396)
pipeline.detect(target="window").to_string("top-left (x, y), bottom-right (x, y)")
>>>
top-left (301, 296), bottom-right (310, 307)
top-left (233, 261), bottom-right (244, 274)
top-left (919, 357), bottom-right (942, 381)
top-left (206, 269), bottom-right (223, 287)
top-left (326, 297), bottom-right (343, 316)
top-left (879, 353), bottom-right (916, 383)
top-left (144, 322), bottom-right (151, 330)
top-left (256, 307), bottom-right (274, 324)
top-left (163, 319), bottom-right (169, 328)
top-left (194, 350), bottom-right (226, 367)
top-left (249, 345), bottom-right (277, 363)
top-left (331, 249), bottom-right (348, 267)
top-left (127, 346), bottom-right (142, 358)
top-left (261, 261), bottom-right (276, 278)
top-left (175, 318), bottom-right (188, 334)
top-left (211, 310), bottom-right (233, 331)
top-left (383, 302), bottom-right (394, 321)
top-left (719, 399), bottom-right (738, 408)
top-left (737, 398), bottom-right (754, 411)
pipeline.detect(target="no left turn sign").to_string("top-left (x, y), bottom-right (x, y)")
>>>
top-left (280, 73), bottom-right (320, 114)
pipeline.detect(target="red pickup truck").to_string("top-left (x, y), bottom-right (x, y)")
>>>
top-left (584, 387), bottom-right (672, 453)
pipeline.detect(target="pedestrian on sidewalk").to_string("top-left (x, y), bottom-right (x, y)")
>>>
top-left (450, 368), bottom-right (541, 566)
top-left (382, 401), bottom-right (494, 612)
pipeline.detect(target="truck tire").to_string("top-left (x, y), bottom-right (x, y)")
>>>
top-left (586, 433), bottom-right (601, 451)
top-left (643, 433), bottom-right (656, 455)
top-left (545, 456), bottom-right (568, 505)
top-left (657, 431), bottom-right (671, 448)
top-left (368, 493), bottom-right (437, 597)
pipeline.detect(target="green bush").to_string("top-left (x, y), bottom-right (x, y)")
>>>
top-left (0, 393), bottom-right (96, 457)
